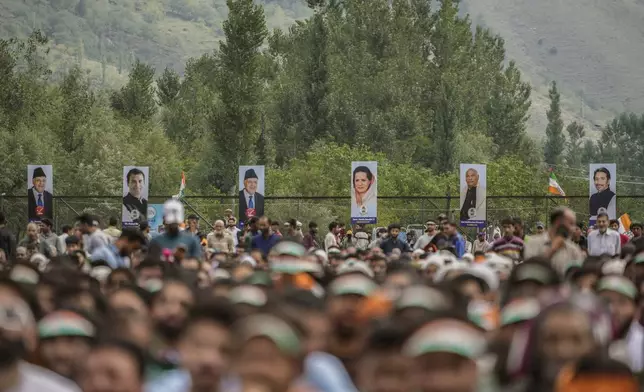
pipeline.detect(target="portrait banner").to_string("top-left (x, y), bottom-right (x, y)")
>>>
top-left (589, 163), bottom-right (616, 224)
top-left (459, 164), bottom-right (487, 228)
top-left (351, 161), bottom-right (378, 224)
top-left (238, 166), bottom-right (265, 223)
top-left (27, 165), bottom-right (53, 222)
top-left (122, 166), bottom-right (149, 227)
top-left (147, 204), bottom-right (165, 235)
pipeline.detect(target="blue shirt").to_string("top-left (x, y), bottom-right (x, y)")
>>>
top-left (150, 232), bottom-right (202, 260)
top-left (91, 244), bottom-right (127, 268)
top-left (250, 233), bottom-right (280, 256)
top-left (145, 369), bottom-right (240, 392)
top-left (305, 352), bottom-right (358, 392)
top-left (451, 233), bottom-right (466, 258)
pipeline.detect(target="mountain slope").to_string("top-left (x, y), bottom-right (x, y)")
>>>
top-left (463, 0), bottom-right (644, 135)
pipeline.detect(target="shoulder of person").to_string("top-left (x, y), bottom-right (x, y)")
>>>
top-left (20, 362), bottom-right (82, 392)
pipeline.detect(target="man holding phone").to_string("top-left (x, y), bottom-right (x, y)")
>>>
top-left (524, 207), bottom-right (584, 275)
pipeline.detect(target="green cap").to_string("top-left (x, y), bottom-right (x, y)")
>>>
top-left (597, 276), bottom-right (637, 300)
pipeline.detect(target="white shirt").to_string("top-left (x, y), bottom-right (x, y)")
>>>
top-left (227, 227), bottom-right (241, 247)
top-left (8, 362), bottom-right (81, 392)
top-left (587, 228), bottom-right (621, 256)
top-left (324, 232), bottom-right (338, 252)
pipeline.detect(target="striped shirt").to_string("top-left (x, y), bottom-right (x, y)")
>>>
top-left (490, 236), bottom-right (524, 260)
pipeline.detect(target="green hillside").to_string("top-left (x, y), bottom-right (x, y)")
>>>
top-left (0, 0), bottom-right (311, 84)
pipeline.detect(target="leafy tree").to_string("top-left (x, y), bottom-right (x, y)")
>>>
top-left (110, 59), bottom-right (157, 121)
top-left (565, 121), bottom-right (585, 166)
top-left (57, 66), bottom-right (95, 153)
top-left (544, 81), bottom-right (565, 164)
top-left (204, 0), bottom-right (268, 191)
top-left (156, 67), bottom-right (181, 107)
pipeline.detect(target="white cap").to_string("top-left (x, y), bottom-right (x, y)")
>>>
top-left (433, 262), bottom-right (468, 283)
top-left (337, 259), bottom-right (374, 278)
top-left (464, 264), bottom-right (500, 292)
top-left (313, 249), bottom-right (329, 266)
top-left (163, 199), bottom-right (184, 224)
top-left (239, 255), bottom-right (257, 267)
top-left (461, 253), bottom-right (474, 263)
top-left (601, 259), bottom-right (626, 276)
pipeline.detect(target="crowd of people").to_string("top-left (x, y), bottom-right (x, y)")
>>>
top-left (0, 199), bottom-right (643, 392)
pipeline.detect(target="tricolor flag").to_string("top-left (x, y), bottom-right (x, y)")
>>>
top-left (548, 171), bottom-right (565, 196)
top-left (173, 171), bottom-right (186, 199)
top-left (618, 213), bottom-right (631, 235)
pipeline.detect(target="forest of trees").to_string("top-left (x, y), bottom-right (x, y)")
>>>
top-left (1, 0), bottom-right (643, 228)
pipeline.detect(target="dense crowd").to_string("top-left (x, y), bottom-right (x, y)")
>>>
top-left (0, 199), bottom-right (643, 392)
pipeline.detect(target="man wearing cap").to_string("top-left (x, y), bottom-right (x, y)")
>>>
top-left (630, 222), bottom-right (643, 243)
top-left (535, 221), bottom-right (545, 235)
top-left (472, 231), bottom-right (490, 253)
top-left (28, 166), bottom-right (53, 221)
top-left (238, 168), bottom-right (265, 223)
top-left (414, 221), bottom-right (437, 251)
top-left (151, 200), bottom-right (202, 261)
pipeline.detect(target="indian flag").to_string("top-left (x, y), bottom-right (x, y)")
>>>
top-left (548, 171), bottom-right (565, 196)
top-left (173, 171), bottom-right (186, 199)
top-left (618, 213), bottom-right (631, 235)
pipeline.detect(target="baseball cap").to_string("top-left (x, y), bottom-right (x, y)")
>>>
top-left (402, 319), bottom-right (486, 359)
top-left (536, 222), bottom-right (545, 229)
top-left (38, 310), bottom-right (95, 340)
top-left (596, 276), bottom-right (638, 300)
top-left (500, 298), bottom-right (540, 327)
top-left (229, 285), bottom-right (268, 307)
top-left (239, 314), bottom-right (302, 356)
top-left (163, 199), bottom-right (184, 224)
top-left (336, 259), bottom-right (374, 278)
top-left (329, 274), bottom-right (377, 297)
top-left (396, 285), bottom-right (450, 312)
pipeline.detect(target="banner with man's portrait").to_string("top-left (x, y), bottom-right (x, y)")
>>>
top-left (238, 166), bottom-right (265, 223)
top-left (589, 163), bottom-right (616, 224)
top-left (27, 165), bottom-right (53, 222)
top-left (459, 164), bottom-right (487, 228)
top-left (122, 166), bottom-right (149, 227)
top-left (351, 161), bottom-right (378, 224)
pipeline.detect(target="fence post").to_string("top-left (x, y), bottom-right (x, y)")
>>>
top-left (445, 186), bottom-right (451, 219)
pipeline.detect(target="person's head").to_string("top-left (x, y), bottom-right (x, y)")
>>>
top-left (0, 279), bottom-right (37, 369)
top-left (555, 355), bottom-right (638, 392)
top-left (287, 219), bottom-right (297, 232)
top-left (501, 218), bottom-right (514, 238)
top-left (550, 207), bottom-right (576, 237)
top-left (465, 168), bottom-right (479, 188)
top-left (163, 199), bottom-right (184, 234)
top-left (26, 222), bottom-right (39, 240)
top-left (388, 223), bottom-right (401, 238)
top-left (309, 221), bottom-right (318, 234)
top-left (139, 220), bottom-right (150, 234)
top-left (597, 213), bottom-right (610, 233)
top-left (506, 257), bottom-right (560, 301)
top-left (426, 221), bottom-right (437, 233)
top-left (377, 227), bottom-right (387, 238)
top-left (594, 167), bottom-right (611, 192)
top-left (178, 299), bottom-right (237, 390)
top-left (257, 216), bottom-right (271, 236)
top-left (135, 259), bottom-right (165, 287)
top-left (271, 220), bottom-right (280, 232)
top-left (536, 222), bottom-right (545, 235)
top-left (115, 229), bottom-right (146, 258)
top-left (353, 166), bottom-right (374, 194)
top-left (327, 274), bottom-right (377, 338)
top-left (150, 279), bottom-right (195, 343)
top-left (247, 216), bottom-right (259, 232)
top-left (596, 276), bottom-right (638, 336)
top-left (281, 290), bottom-right (329, 354)
top-left (187, 215), bottom-right (199, 231)
top-left (126, 168), bottom-right (145, 199)
top-left (512, 217), bottom-right (524, 237)
top-left (328, 221), bottom-right (338, 234)
top-left (108, 286), bottom-right (152, 347)
top-left (609, 219), bottom-right (620, 232)
top-left (632, 222), bottom-right (643, 238)
top-left (79, 340), bottom-right (145, 392)
top-left (40, 218), bottom-right (53, 234)
top-left (77, 214), bottom-right (98, 235)
top-left (227, 217), bottom-right (236, 228)
top-left (443, 221), bottom-right (457, 236)
top-left (370, 256), bottom-right (388, 284)
top-left (65, 235), bottom-right (81, 254)
top-left (15, 246), bottom-right (28, 262)
top-left (214, 219), bottom-right (225, 234)
top-left (243, 169), bottom-right (259, 194)
top-left (357, 320), bottom-right (414, 392)
top-left (108, 217), bottom-right (118, 228)
top-left (38, 310), bottom-right (95, 380)
top-left (32, 167), bottom-right (47, 193)
top-left (532, 302), bottom-right (602, 383)
top-left (232, 313), bottom-right (305, 392)
top-left (477, 231), bottom-right (485, 240)
top-left (404, 316), bottom-right (484, 392)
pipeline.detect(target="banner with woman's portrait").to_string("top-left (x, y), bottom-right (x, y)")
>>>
top-left (459, 164), bottom-right (487, 228)
top-left (589, 163), bottom-right (616, 224)
top-left (351, 161), bottom-right (377, 224)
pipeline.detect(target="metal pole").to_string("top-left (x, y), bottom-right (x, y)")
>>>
top-left (181, 198), bottom-right (215, 230)
top-left (58, 197), bottom-right (81, 217)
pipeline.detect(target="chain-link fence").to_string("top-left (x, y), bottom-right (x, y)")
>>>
top-left (2, 194), bottom-right (644, 240)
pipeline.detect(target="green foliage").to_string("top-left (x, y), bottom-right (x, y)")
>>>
top-left (156, 67), bottom-right (181, 107)
top-left (110, 59), bottom-right (157, 121)
top-left (544, 81), bottom-right (565, 164)
top-left (565, 121), bottom-right (585, 167)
